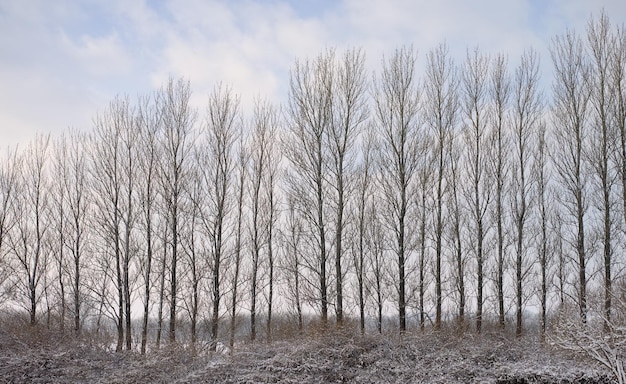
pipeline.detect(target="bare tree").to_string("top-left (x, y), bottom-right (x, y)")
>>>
top-left (248, 98), bottom-right (277, 341)
top-left (284, 49), bottom-right (334, 323)
top-left (534, 121), bottom-right (551, 341)
top-left (120, 101), bottom-right (139, 351)
top-left (511, 48), bottom-right (542, 336)
top-left (0, 148), bottom-right (19, 306)
top-left (373, 46), bottom-right (421, 333)
top-left (158, 78), bottom-right (196, 344)
top-left (91, 96), bottom-right (133, 351)
top-left (63, 131), bottom-right (90, 334)
top-left (264, 107), bottom-right (281, 343)
top-left (587, 12), bottom-right (618, 325)
top-left (423, 43), bottom-right (458, 329)
top-left (229, 133), bottom-right (248, 350)
top-left (328, 47), bottom-right (368, 326)
top-left (461, 48), bottom-right (491, 334)
top-left (9, 134), bottom-right (51, 325)
top-left (136, 93), bottom-right (162, 354)
top-left (613, 19), bottom-right (626, 264)
top-left (198, 83), bottom-right (238, 350)
top-left (489, 53), bottom-right (512, 329)
top-left (50, 137), bottom-right (68, 331)
top-left (551, 29), bottom-right (592, 323)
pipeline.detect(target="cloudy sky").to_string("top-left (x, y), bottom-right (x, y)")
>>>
top-left (1, 0), bottom-right (625, 148)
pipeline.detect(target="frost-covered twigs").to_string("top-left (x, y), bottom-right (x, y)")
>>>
top-left (551, 308), bottom-right (626, 384)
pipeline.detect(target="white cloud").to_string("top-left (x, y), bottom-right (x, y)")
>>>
top-left (60, 32), bottom-right (133, 76)
top-left (1, 0), bottom-right (626, 149)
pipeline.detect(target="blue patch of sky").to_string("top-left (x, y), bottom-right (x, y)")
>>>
top-left (526, 0), bottom-right (565, 37)
top-left (280, 0), bottom-right (338, 18)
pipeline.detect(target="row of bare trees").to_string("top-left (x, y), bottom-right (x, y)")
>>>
top-left (1, 12), bottom-right (625, 351)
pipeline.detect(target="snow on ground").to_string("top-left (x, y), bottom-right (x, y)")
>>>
top-left (0, 326), bottom-right (616, 383)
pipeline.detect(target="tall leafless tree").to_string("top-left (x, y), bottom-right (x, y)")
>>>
top-left (461, 48), bottom-right (491, 334)
top-left (158, 78), bottom-right (196, 344)
top-left (91, 96), bottom-right (135, 351)
top-left (551, 29), bottom-right (592, 323)
top-left (248, 98), bottom-right (276, 341)
top-left (511, 48), bottom-right (542, 337)
top-left (136, 93), bottom-right (162, 354)
top-left (120, 100), bottom-right (139, 351)
top-left (61, 131), bottom-right (90, 334)
top-left (534, 121), bottom-right (550, 341)
top-left (50, 137), bottom-right (68, 331)
top-left (587, 13), bottom-right (617, 325)
top-left (230, 133), bottom-right (248, 350)
top-left (198, 84), bottom-right (238, 350)
top-left (328, 47), bottom-right (368, 326)
top-left (613, 19), bottom-right (626, 267)
top-left (489, 53), bottom-right (511, 329)
top-left (10, 134), bottom-right (51, 325)
top-left (284, 49), bottom-right (334, 324)
top-left (423, 43), bottom-right (458, 329)
top-left (264, 106), bottom-right (281, 343)
top-left (373, 46), bottom-right (421, 333)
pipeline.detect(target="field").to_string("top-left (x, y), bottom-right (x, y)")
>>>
top-left (0, 322), bottom-right (615, 383)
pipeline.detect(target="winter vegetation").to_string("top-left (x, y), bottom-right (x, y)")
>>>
top-left (2, 11), bottom-right (626, 383)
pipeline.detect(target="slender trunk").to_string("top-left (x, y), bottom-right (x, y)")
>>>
top-left (169, 202), bottom-right (178, 344)
top-left (267, 226), bottom-right (274, 343)
top-left (398, 196), bottom-right (406, 333)
top-left (451, 152), bottom-right (465, 325)
top-left (210, 216), bottom-right (222, 352)
top-left (230, 166), bottom-right (245, 350)
top-left (358, 204), bottom-right (366, 334)
top-left (318, 169), bottom-right (328, 324)
top-left (156, 229), bottom-right (167, 349)
top-left (58, 243), bottom-right (65, 333)
top-left (74, 233), bottom-right (81, 333)
top-left (124, 236), bottom-right (132, 350)
top-left (250, 251), bottom-right (258, 341)
top-left (456, 233), bottom-right (464, 323)
top-left (141, 217), bottom-right (152, 355)
top-left (30, 281), bottom-right (36, 325)
top-left (295, 250), bottom-right (302, 334)
top-left (477, 219), bottom-right (483, 334)
top-left (604, 183), bottom-right (611, 326)
top-left (191, 266), bottom-right (198, 353)
top-left (435, 147), bottom-right (444, 330)
top-left (540, 222), bottom-right (547, 342)
top-left (516, 213), bottom-right (524, 337)
top-left (115, 216), bottom-right (124, 352)
top-left (419, 191), bottom-right (426, 331)
top-left (266, 189), bottom-right (275, 342)
top-left (497, 183), bottom-right (504, 329)
top-left (44, 273), bottom-right (51, 327)
top-left (376, 250), bottom-right (383, 334)
top-left (577, 188), bottom-right (587, 322)
top-left (230, 239), bottom-right (241, 350)
top-left (335, 172), bottom-right (344, 326)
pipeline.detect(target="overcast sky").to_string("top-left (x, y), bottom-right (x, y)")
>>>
top-left (1, 0), bottom-right (625, 148)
